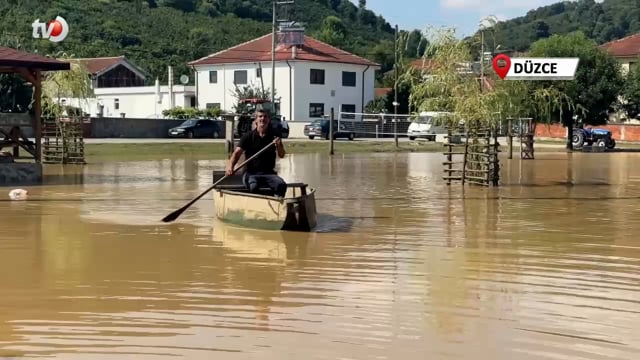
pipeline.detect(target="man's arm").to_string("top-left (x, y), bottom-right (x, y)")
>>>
top-left (226, 135), bottom-right (248, 175)
top-left (228, 146), bottom-right (244, 170)
top-left (275, 138), bottom-right (285, 158)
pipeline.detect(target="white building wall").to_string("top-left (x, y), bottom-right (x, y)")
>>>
top-left (61, 85), bottom-right (195, 118)
top-left (194, 60), bottom-right (377, 123)
top-left (291, 61), bottom-right (376, 122)
top-left (194, 62), bottom-right (293, 121)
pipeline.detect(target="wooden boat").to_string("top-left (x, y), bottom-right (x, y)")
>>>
top-left (211, 171), bottom-right (317, 232)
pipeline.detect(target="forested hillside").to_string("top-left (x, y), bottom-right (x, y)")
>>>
top-left (0, 0), bottom-right (425, 85)
top-left (482, 0), bottom-right (640, 52)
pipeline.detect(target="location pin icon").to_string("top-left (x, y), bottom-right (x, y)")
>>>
top-left (492, 54), bottom-right (511, 80)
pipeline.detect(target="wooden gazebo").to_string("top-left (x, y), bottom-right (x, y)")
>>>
top-left (0, 46), bottom-right (70, 163)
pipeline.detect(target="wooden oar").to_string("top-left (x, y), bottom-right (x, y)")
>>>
top-left (161, 141), bottom-right (275, 223)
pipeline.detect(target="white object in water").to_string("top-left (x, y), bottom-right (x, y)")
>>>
top-left (8, 188), bottom-right (28, 201)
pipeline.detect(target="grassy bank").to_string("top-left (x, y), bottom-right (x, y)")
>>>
top-left (84, 140), bottom-right (446, 161)
top-left (83, 138), bottom-right (640, 162)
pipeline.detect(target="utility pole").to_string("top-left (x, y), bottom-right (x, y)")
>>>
top-left (480, 29), bottom-right (484, 92)
top-left (478, 16), bottom-right (496, 93)
top-left (271, 0), bottom-right (294, 107)
top-left (393, 24), bottom-right (399, 147)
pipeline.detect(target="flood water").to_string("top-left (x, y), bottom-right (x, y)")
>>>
top-left (1, 151), bottom-right (639, 359)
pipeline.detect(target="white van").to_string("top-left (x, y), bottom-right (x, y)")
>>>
top-left (407, 111), bottom-right (453, 141)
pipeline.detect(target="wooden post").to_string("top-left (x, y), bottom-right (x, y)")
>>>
top-left (329, 108), bottom-right (334, 155)
top-left (225, 114), bottom-right (235, 155)
top-left (462, 130), bottom-right (470, 185)
top-left (493, 127), bottom-right (499, 186)
top-left (34, 70), bottom-right (42, 163)
top-left (507, 118), bottom-right (513, 159)
top-left (445, 128), bottom-right (452, 185)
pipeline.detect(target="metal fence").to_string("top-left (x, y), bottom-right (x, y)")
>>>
top-left (335, 112), bottom-right (414, 138)
top-left (332, 112), bottom-right (537, 138)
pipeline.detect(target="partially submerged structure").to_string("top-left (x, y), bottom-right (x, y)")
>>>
top-left (0, 46), bottom-right (70, 185)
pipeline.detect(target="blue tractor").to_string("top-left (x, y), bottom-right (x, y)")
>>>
top-left (572, 126), bottom-right (616, 149)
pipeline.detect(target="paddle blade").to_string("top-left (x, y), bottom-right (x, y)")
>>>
top-left (161, 206), bottom-right (186, 223)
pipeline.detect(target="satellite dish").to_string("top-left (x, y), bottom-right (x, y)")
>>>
top-left (179, 75), bottom-right (189, 85)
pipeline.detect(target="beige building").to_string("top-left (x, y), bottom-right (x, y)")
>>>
top-left (600, 33), bottom-right (640, 75)
top-left (600, 33), bottom-right (640, 122)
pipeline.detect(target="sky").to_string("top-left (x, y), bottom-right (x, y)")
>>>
top-left (352, 0), bottom-right (568, 37)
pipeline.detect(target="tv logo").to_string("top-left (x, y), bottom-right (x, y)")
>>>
top-left (32, 16), bottom-right (69, 43)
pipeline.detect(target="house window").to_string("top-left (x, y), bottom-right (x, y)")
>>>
top-left (341, 104), bottom-right (356, 119)
top-left (206, 103), bottom-right (221, 109)
top-left (234, 70), bottom-right (247, 84)
top-left (342, 71), bottom-right (356, 87)
top-left (114, 98), bottom-right (119, 110)
top-left (309, 103), bottom-right (324, 117)
top-left (256, 68), bottom-right (262, 78)
top-left (209, 71), bottom-right (217, 83)
top-left (310, 69), bottom-right (325, 84)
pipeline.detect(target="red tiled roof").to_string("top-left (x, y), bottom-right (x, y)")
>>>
top-left (0, 46), bottom-right (70, 71)
top-left (189, 33), bottom-right (379, 67)
top-left (600, 33), bottom-right (640, 57)
top-left (409, 58), bottom-right (436, 70)
top-left (375, 87), bottom-right (391, 97)
top-left (70, 56), bottom-right (125, 75)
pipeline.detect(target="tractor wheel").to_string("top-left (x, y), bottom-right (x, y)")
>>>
top-left (572, 131), bottom-right (584, 148)
top-left (597, 139), bottom-right (607, 148)
top-left (607, 139), bottom-right (616, 149)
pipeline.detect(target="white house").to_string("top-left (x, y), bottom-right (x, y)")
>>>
top-left (188, 29), bottom-right (380, 122)
top-left (60, 56), bottom-right (196, 118)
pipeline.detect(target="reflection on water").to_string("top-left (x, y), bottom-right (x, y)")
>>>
top-left (0, 152), bottom-right (639, 359)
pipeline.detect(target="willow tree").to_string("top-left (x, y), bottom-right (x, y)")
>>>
top-left (41, 52), bottom-right (94, 120)
top-left (407, 26), bottom-right (515, 132)
top-left (40, 52), bottom-right (93, 163)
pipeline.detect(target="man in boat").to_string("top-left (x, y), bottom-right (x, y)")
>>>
top-left (225, 109), bottom-right (287, 198)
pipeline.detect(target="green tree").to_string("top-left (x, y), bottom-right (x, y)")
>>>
top-left (315, 15), bottom-right (346, 46)
top-left (0, 0), bottom-right (396, 89)
top-left (528, 31), bottom-right (624, 126)
top-left (533, 20), bottom-right (550, 40)
top-left (364, 97), bottom-right (387, 113)
top-left (41, 52), bottom-right (94, 119)
top-left (0, 38), bottom-right (33, 112)
top-left (158, 0), bottom-right (197, 12)
top-left (407, 27), bottom-right (503, 129)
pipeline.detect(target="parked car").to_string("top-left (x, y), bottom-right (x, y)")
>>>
top-left (407, 111), bottom-right (452, 141)
top-left (303, 119), bottom-right (355, 140)
top-left (168, 118), bottom-right (221, 138)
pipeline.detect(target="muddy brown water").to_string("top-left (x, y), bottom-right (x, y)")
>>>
top-left (1, 152), bottom-right (639, 359)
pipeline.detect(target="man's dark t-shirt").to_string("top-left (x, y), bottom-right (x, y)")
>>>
top-left (238, 128), bottom-right (276, 174)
